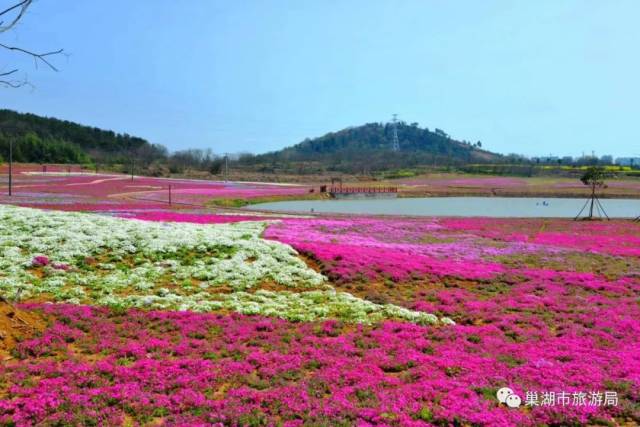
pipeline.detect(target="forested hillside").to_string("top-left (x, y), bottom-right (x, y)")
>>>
top-left (0, 109), bottom-right (166, 164)
top-left (238, 122), bottom-right (502, 174)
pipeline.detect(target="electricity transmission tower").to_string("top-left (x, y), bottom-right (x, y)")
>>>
top-left (391, 114), bottom-right (400, 152)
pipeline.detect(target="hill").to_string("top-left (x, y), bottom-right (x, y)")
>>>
top-left (239, 122), bottom-right (502, 174)
top-left (0, 109), bottom-right (166, 165)
top-left (0, 110), bottom-right (501, 175)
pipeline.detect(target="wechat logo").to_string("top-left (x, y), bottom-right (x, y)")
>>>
top-left (497, 387), bottom-right (522, 408)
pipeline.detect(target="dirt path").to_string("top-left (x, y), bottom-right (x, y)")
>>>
top-left (65, 176), bottom-right (130, 186)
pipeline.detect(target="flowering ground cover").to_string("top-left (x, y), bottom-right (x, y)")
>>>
top-left (1, 274), bottom-right (638, 427)
top-left (264, 218), bottom-right (532, 283)
top-left (0, 167), bottom-right (311, 212)
top-left (395, 173), bottom-right (640, 198)
top-left (115, 210), bottom-right (280, 224)
top-left (0, 205), bottom-right (442, 325)
top-left (0, 169), bottom-right (639, 425)
top-left (260, 216), bottom-right (640, 426)
top-left (159, 185), bottom-right (310, 205)
top-left (399, 176), bottom-right (530, 188)
top-left (265, 217), bottom-right (640, 283)
top-left (442, 218), bottom-right (640, 258)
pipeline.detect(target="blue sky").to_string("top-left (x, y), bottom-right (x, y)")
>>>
top-left (2, 1), bottom-right (639, 157)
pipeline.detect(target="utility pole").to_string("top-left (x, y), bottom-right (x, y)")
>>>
top-left (224, 153), bottom-right (229, 182)
top-left (634, 154), bottom-right (640, 221)
top-left (129, 142), bottom-right (136, 181)
top-left (8, 137), bottom-right (13, 196)
top-left (391, 114), bottom-right (400, 152)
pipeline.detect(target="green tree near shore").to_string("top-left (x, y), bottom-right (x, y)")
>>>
top-left (576, 166), bottom-right (611, 220)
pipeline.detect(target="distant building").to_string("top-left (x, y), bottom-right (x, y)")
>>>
top-left (561, 156), bottom-right (574, 165)
top-left (575, 155), bottom-right (599, 166)
top-left (615, 157), bottom-right (640, 167)
top-left (534, 156), bottom-right (559, 164)
top-left (600, 155), bottom-right (613, 165)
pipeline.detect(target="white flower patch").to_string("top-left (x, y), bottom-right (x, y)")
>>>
top-left (0, 204), bottom-right (323, 289)
top-left (0, 205), bottom-right (451, 325)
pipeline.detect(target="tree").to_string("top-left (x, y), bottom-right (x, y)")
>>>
top-left (1, 1), bottom-right (64, 88)
top-left (580, 166), bottom-right (609, 189)
top-left (575, 166), bottom-right (611, 220)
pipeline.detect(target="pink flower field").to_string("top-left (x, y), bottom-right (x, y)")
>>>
top-left (0, 170), bottom-right (639, 426)
top-left (394, 173), bottom-right (640, 198)
top-left (0, 168), bottom-right (309, 213)
top-left (399, 176), bottom-right (530, 188)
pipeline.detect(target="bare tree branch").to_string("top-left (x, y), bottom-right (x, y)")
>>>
top-left (0, 0), bottom-right (64, 88)
top-left (0, 68), bottom-right (30, 88)
top-left (0, 0), bottom-right (30, 33)
top-left (0, 43), bottom-right (63, 71)
top-left (0, 68), bottom-right (17, 76)
top-left (0, 79), bottom-right (27, 88)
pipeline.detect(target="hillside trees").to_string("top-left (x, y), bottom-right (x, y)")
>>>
top-left (0, 109), bottom-right (167, 165)
top-left (0, 131), bottom-right (90, 163)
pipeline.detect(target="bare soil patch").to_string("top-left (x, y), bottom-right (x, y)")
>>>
top-left (0, 299), bottom-right (47, 358)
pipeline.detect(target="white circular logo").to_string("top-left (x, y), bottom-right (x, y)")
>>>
top-left (496, 387), bottom-right (514, 404)
top-left (506, 394), bottom-right (522, 408)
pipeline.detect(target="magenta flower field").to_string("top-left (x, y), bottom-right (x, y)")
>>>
top-left (1, 169), bottom-right (639, 426)
top-left (0, 167), bottom-right (308, 211)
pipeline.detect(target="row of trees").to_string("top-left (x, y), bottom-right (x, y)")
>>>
top-left (168, 149), bottom-right (223, 174)
top-left (0, 126), bottom-right (228, 174)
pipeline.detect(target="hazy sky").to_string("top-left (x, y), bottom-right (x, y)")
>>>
top-left (2, 1), bottom-right (639, 157)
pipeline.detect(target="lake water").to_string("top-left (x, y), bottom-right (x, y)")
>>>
top-left (248, 197), bottom-right (640, 218)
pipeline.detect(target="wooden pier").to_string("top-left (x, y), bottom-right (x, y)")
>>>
top-left (328, 186), bottom-right (398, 199)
